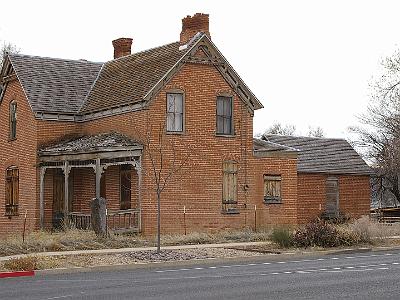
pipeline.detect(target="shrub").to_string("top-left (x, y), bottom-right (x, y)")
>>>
top-left (293, 219), bottom-right (361, 248)
top-left (4, 256), bottom-right (37, 271)
top-left (270, 227), bottom-right (293, 248)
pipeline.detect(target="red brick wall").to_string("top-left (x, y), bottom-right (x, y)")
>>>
top-left (297, 173), bottom-right (371, 224)
top-left (77, 61), bottom-right (298, 234)
top-left (0, 80), bottom-right (38, 235)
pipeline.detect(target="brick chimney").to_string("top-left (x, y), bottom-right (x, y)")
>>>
top-left (112, 38), bottom-right (133, 59)
top-left (180, 13), bottom-right (210, 45)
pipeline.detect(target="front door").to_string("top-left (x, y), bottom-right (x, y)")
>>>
top-left (326, 177), bottom-right (339, 217)
top-left (52, 169), bottom-right (73, 229)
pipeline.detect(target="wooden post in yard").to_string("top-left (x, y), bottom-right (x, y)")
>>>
top-left (183, 205), bottom-right (186, 235)
top-left (22, 210), bottom-right (27, 243)
top-left (254, 205), bottom-right (257, 232)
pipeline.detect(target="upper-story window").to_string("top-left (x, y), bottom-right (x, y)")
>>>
top-left (216, 96), bottom-right (233, 135)
top-left (9, 101), bottom-right (17, 140)
top-left (166, 93), bottom-right (184, 133)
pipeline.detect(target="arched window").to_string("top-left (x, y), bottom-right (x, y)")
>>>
top-left (5, 167), bottom-right (19, 216)
top-left (9, 101), bottom-right (17, 140)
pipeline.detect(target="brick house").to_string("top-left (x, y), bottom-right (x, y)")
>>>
top-left (0, 13), bottom-right (371, 236)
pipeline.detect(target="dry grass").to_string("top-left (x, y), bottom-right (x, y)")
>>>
top-left (0, 228), bottom-right (272, 257)
top-left (0, 229), bottom-right (149, 257)
top-left (346, 215), bottom-right (400, 242)
top-left (161, 228), bottom-right (272, 246)
top-left (3, 256), bottom-right (37, 271)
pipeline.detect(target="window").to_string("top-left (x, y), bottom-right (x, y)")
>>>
top-left (9, 101), bottom-right (17, 140)
top-left (166, 93), bottom-right (183, 132)
top-left (216, 96), bottom-right (233, 135)
top-left (325, 177), bottom-right (339, 217)
top-left (264, 175), bottom-right (282, 204)
top-left (222, 161), bottom-right (238, 212)
top-left (120, 165), bottom-right (131, 210)
top-left (5, 167), bottom-right (19, 216)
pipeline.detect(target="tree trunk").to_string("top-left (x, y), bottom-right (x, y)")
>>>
top-left (157, 191), bottom-right (161, 253)
top-left (90, 197), bottom-right (107, 237)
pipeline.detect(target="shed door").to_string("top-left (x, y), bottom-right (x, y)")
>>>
top-left (326, 177), bottom-right (339, 216)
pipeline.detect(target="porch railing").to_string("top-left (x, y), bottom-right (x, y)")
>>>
top-left (69, 208), bottom-right (140, 233)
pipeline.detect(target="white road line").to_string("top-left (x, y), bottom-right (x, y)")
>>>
top-left (393, 262), bottom-right (399, 265)
top-left (345, 266), bottom-right (354, 269)
top-left (331, 257), bottom-right (339, 260)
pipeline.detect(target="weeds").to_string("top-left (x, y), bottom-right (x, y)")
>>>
top-left (3, 256), bottom-right (37, 271)
top-left (270, 227), bottom-right (293, 248)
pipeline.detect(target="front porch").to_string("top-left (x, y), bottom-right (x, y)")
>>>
top-left (38, 132), bottom-right (143, 233)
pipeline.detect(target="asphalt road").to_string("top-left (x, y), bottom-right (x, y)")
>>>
top-left (1, 249), bottom-right (400, 300)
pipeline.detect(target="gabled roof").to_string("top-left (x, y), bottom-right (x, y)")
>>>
top-left (263, 134), bottom-right (373, 175)
top-left (80, 42), bottom-right (185, 113)
top-left (1, 33), bottom-right (263, 120)
top-left (7, 54), bottom-right (102, 114)
top-left (38, 132), bottom-right (142, 156)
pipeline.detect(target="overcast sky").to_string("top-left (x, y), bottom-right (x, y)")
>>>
top-left (1, 0), bottom-right (399, 138)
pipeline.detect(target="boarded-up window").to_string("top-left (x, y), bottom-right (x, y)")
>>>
top-left (326, 177), bottom-right (339, 216)
top-left (222, 161), bottom-right (238, 212)
top-left (216, 96), bottom-right (233, 135)
top-left (5, 167), bottom-right (19, 216)
top-left (166, 93), bottom-right (184, 132)
top-left (264, 175), bottom-right (282, 203)
top-left (120, 165), bottom-right (131, 210)
top-left (9, 101), bottom-right (17, 140)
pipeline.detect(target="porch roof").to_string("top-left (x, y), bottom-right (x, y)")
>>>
top-left (38, 132), bottom-right (142, 157)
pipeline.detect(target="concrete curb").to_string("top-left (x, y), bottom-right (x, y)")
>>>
top-left (0, 270), bottom-right (35, 279)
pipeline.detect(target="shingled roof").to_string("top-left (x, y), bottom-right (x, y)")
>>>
top-left (38, 132), bottom-right (142, 156)
top-left (9, 54), bottom-right (102, 114)
top-left (263, 134), bottom-right (373, 175)
top-left (3, 33), bottom-right (262, 118)
top-left (253, 138), bottom-right (298, 153)
top-left (80, 42), bottom-right (184, 113)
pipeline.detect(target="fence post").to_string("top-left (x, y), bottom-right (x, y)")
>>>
top-left (183, 205), bottom-right (187, 235)
top-left (22, 210), bottom-right (27, 243)
top-left (254, 205), bottom-right (257, 232)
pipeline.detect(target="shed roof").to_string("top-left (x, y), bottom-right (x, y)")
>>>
top-left (263, 134), bottom-right (373, 175)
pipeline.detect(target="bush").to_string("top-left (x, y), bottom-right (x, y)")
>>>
top-left (4, 256), bottom-right (37, 271)
top-left (270, 227), bottom-right (293, 248)
top-left (293, 219), bottom-right (361, 248)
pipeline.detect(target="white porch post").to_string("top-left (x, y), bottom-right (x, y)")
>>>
top-left (63, 161), bottom-right (70, 220)
top-left (135, 156), bottom-right (142, 232)
top-left (95, 158), bottom-right (101, 198)
top-left (39, 167), bottom-right (46, 230)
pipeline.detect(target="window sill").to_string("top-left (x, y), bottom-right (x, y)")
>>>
top-left (166, 131), bottom-right (185, 135)
top-left (215, 134), bottom-right (235, 138)
top-left (263, 197), bottom-right (282, 205)
top-left (8, 138), bottom-right (16, 142)
top-left (221, 208), bottom-right (240, 215)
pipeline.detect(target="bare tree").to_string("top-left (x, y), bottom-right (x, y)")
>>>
top-left (264, 122), bottom-right (296, 135)
top-left (137, 122), bottom-right (192, 253)
top-left (0, 42), bottom-right (19, 71)
top-left (307, 126), bottom-right (325, 138)
top-left (352, 48), bottom-right (400, 205)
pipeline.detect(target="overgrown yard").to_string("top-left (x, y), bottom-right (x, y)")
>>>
top-left (0, 228), bottom-right (271, 257)
top-left (1, 216), bottom-right (400, 272)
